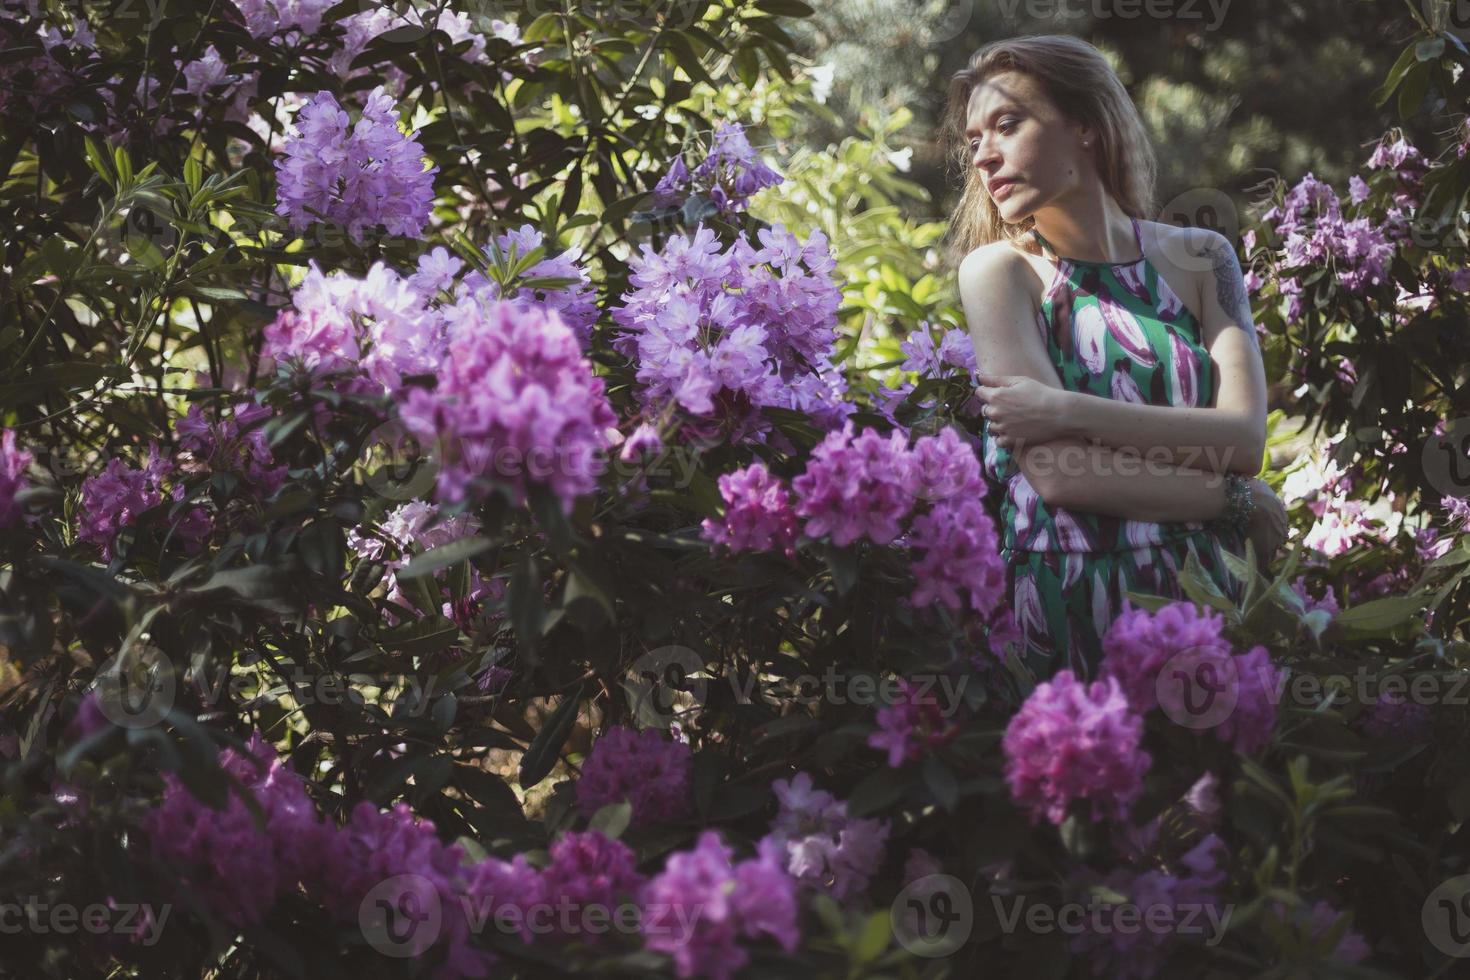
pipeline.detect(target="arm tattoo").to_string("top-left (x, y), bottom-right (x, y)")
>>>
top-left (1206, 237), bottom-right (1258, 347)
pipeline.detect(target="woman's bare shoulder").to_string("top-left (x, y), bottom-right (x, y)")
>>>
top-left (957, 239), bottom-right (1042, 300)
top-left (1137, 218), bottom-right (1216, 321)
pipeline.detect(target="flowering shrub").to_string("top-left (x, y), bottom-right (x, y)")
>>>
top-left (1, 3), bottom-right (1469, 979)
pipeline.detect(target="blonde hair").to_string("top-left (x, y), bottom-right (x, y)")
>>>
top-left (939, 35), bottom-right (1157, 271)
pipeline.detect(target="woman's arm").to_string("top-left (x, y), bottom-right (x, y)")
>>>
top-left (958, 245), bottom-right (1235, 524)
top-left (1055, 229), bottom-right (1268, 476)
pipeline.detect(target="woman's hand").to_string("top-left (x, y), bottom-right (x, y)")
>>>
top-left (974, 372), bottom-right (1073, 450)
top-left (1245, 477), bottom-right (1288, 573)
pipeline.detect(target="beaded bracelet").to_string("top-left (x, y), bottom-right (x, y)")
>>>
top-left (1206, 473), bottom-right (1256, 539)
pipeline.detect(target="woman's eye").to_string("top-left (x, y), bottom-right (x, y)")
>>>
top-left (998, 118), bottom-right (1018, 134)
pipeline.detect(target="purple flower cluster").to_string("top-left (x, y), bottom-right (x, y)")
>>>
top-left (610, 224), bottom-right (850, 442)
top-left (78, 448), bottom-right (210, 558)
top-left (463, 223), bottom-right (600, 348)
top-left (700, 462), bottom-right (799, 555)
top-left (178, 45), bottom-right (255, 123)
top-left (175, 402), bottom-right (287, 496)
top-left (575, 726), bottom-right (693, 828)
top-left (653, 122), bottom-right (785, 215)
top-left (906, 497), bottom-right (1006, 614)
top-left (793, 424), bottom-right (917, 546)
top-left (233, 0), bottom-right (334, 38)
top-left (533, 830), bottom-right (646, 944)
top-left (274, 87), bottom-right (437, 241)
top-left (704, 423), bottom-right (1004, 618)
top-left (1263, 171), bottom-right (1396, 310)
top-left (398, 296), bottom-right (616, 512)
top-left (866, 678), bottom-right (961, 768)
top-left (1100, 602), bottom-right (1232, 712)
top-left (0, 429), bottom-right (32, 528)
top-left (766, 771), bottom-right (890, 901)
top-left (1271, 899), bottom-right (1371, 965)
top-left (347, 500), bottom-right (498, 626)
top-left (145, 732), bottom-right (328, 928)
top-left (1101, 601), bottom-right (1280, 755)
top-left (262, 259), bottom-right (446, 391)
top-left (640, 830), bottom-right (800, 980)
top-left (1360, 688), bottom-right (1432, 740)
top-left (1068, 834), bottom-right (1229, 979)
top-left (900, 322), bottom-right (977, 376)
top-left (1002, 670), bottom-right (1151, 826)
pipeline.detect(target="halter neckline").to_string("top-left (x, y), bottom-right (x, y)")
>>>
top-left (1030, 217), bottom-right (1145, 266)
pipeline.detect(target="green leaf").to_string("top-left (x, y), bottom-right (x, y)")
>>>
top-left (508, 556), bottom-right (544, 658)
top-left (754, 0), bottom-right (815, 15)
top-left (853, 909), bottom-right (892, 963)
top-left (519, 684), bottom-right (585, 788)
top-left (1370, 43), bottom-right (1419, 107)
top-left (922, 755), bottom-right (959, 812)
top-left (589, 801), bottom-right (633, 839)
top-left (397, 536), bottom-right (494, 580)
top-left (1333, 595), bottom-right (1423, 634)
top-left (377, 615), bottom-right (459, 656)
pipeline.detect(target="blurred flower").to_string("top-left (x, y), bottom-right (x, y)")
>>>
top-left (701, 462), bottom-right (799, 555)
top-left (766, 771), bottom-right (889, 902)
top-left (867, 677), bottom-right (961, 767)
top-left (398, 297), bottom-right (615, 511)
top-left (1068, 834), bottom-right (1228, 979)
top-left (640, 830), bottom-right (800, 980)
top-left (792, 423), bottom-right (917, 546)
top-left (576, 726), bottom-right (693, 828)
top-left (0, 428), bottom-right (33, 528)
top-left (1003, 670), bottom-right (1150, 826)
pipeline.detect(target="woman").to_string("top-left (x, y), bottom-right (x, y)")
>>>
top-left (942, 35), bottom-right (1289, 678)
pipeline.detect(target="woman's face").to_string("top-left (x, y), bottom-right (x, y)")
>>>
top-left (965, 70), bottom-right (1092, 223)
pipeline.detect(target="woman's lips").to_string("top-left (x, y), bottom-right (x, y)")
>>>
top-left (991, 178), bottom-right (1020, 200)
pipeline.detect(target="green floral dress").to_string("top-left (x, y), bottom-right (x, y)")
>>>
top-left (981, 216), bottom-right (1245, 679)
